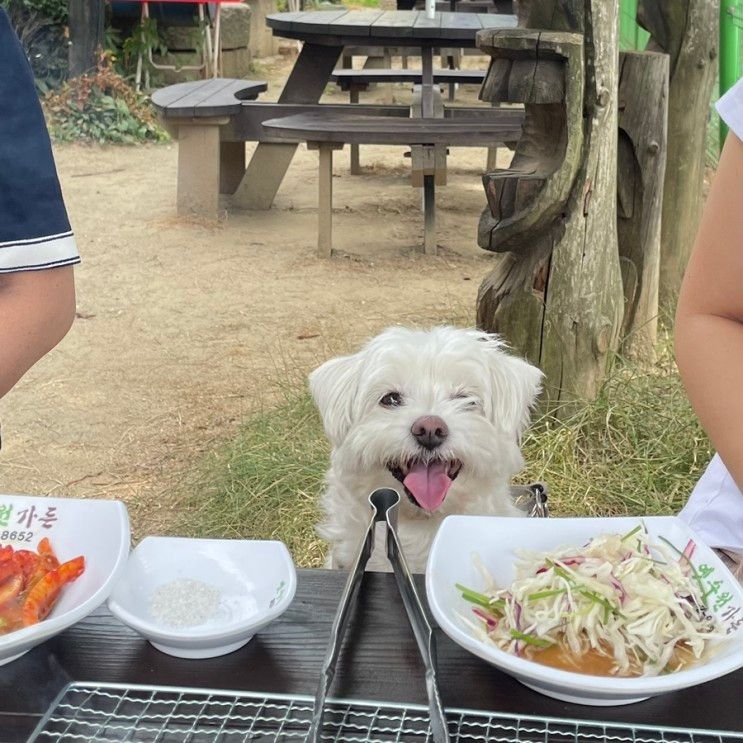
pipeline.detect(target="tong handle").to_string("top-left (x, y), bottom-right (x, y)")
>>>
top-left (307, 508), bottom-right (377, 743)
top-left (376, 490), bottom-right (450, 743)
top-left (307, 489), bottom-right (449, 743)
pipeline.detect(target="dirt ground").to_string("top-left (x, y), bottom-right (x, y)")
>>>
top-left (0, 54), bottom-right (511, 539)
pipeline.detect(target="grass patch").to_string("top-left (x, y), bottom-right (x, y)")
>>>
top-left (520, 345), bottom-right (712, 518)
top-left (180, 341), bottom-right (712, 568)
top-left (179, 391), bottom-right (329, 567)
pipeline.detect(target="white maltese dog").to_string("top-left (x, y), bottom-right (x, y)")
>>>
top-left (309, 326), bottom-right (543, 572)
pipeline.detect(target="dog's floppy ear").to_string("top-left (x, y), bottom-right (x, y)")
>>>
top-left (309, 353), bottom-right (362, 446)
top-left (479, 334), bottom-right (543, 441)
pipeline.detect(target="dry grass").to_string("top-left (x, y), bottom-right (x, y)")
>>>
top-left (178, 385), bottom-right (329, 567)
top-left (520, 340), bottom-right (712, 518)
top-left (177, 335), bottom-right (712, 568)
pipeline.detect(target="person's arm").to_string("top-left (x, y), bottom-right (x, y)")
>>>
top-left (0, 266), bottom-right (75, 398)
top-left (675, 132), bottom-right (743, 491)
top-left (0, 8), bottom-right (80, 400)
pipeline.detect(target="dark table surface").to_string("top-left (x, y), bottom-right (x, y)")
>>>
top-left (4, 569), bottom-right (743, 742)
top-left (266, 9), bottom-right (517, 47)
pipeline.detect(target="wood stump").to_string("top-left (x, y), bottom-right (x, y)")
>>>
top-left (476, 0), bottom-right (624, 410)
top-left (617, 51), bottom-right (668, 361)
top-left (637, 0), bottom-right (719, 309)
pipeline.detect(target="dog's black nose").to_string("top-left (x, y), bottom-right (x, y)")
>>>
top-left (411, 415), bottom-right (449, 450)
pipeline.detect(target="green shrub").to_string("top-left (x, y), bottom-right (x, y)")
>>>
top-left (45, 53), bottom-right (168, 144)
top-left (3, 0), bottom-right (67, 24)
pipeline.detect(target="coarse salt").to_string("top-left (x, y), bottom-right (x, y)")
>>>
top-left (150, 578), bottom-right (222, 628)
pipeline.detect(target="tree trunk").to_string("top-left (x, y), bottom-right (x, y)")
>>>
top-left (637, 0), bottom-right (719, 310)
top-left (617, 51), bottom-right (668, 361)
top-left (68, 0), bottom-right (104, 77)
top-left (476, 0), bottom-right (624, 411)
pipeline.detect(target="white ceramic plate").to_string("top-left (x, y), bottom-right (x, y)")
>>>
top-left (426, 515), bottom-right (743, 706)
top-left (0, 494), bottom-right (130, 665)
top-left (108, 537), bottom-right (297, 658)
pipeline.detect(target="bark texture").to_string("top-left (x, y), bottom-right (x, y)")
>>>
top-left (637, 0), bottom-right (719, 309)
top-left (617, 50), bottom-right (668, 361)
top-left (477, 0), bottom-right (623, 409)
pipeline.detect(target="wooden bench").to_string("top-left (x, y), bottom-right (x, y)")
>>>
top-left (331, 68), bottom-right (486, 93)
top-left (332, 68), bottom-right (488, 173)
top-left (398, 0), bottom-right (513, 10)
top-left (151, 78), bottom-right (267, 217)
top-left (338, 51), bottom-right (483, 103)
top-left (340, 46), bottom-right (467, 67)
top-left (262, 110), bottom-right (522, 257)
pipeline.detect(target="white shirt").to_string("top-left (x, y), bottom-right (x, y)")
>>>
top-left (717, 78), bottom-right (743, 141)
top-left (679, 455), bottom-right (743, 553)
top-left (677, 81), bottom-right (743, 551)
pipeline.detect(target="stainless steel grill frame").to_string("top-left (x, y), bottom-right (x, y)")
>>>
top-left (28, 682), bottom-right (743, 743)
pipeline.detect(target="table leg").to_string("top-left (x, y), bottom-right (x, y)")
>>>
top-left (177, 124), bottom-right (222, 217)
top-left (310, 142), bottom-right (343, 258)
top-left (363, 51), bottom-right (394, 105)
top-left (423, 174), bottom-right (436, 255)
top-left (411, 53), bottom-right (444, 253)
top-left (349, 89), bottom-right (361, 175)
top-left (318, 144), bottom-right (334, 258)
top-left (232, 43), bottom-right (342, 210)
top-left (421, 47), bottom-right (434, 118)
top-left (220, 141), bottom-right (245, 195)
top-left (447, 50), bottom-right (456, 102)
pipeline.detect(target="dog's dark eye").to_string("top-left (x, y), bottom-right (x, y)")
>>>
top-left (380, 392), bottom-right (403, 407)
top-left (453, 391), bottom-right (480, 409)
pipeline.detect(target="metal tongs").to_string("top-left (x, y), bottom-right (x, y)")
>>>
top-left (307, 488), bottom-right (449, 743)
top-left (307, 483), bottom-right (549, 742)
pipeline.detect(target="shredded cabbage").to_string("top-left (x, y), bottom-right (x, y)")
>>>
top-left (457, 526), bottom-right (723, 676)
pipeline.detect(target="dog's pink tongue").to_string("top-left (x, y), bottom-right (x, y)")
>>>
top-left (403, 461), bottom-right (452, 512)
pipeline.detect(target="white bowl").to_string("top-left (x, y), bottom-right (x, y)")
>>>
top-left (0, 494), bottom-right (130, 666)
top-left (107, 537), bottom-right (297, 658)
top-left (426, 515), bottom-right (743, 706)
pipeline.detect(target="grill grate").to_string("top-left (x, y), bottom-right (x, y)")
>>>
top-left (29, 683), bottom-right (743, 743)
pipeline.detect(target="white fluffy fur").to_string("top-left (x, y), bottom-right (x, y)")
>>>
top-left (309, 326), bottom-right (543, 572)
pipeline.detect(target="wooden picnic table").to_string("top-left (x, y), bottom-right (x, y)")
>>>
top-left (4, 569), bottom-right (743, 741)
top-left (235, 9), bottom-right (516, 211)
top-left (398, 0), bottom-right (513, 12)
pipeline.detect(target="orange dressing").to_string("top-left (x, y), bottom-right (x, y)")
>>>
top-left (528, 641), bottom-right (697, 677)
top-left (530, 643), bottom-right (625, 676)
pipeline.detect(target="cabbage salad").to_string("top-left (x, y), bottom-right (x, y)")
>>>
top-left (457, 526), bottom-right (723, 676)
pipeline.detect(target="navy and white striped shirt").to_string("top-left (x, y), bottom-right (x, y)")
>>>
top-left (0, 7), bottom-right (80, 273)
